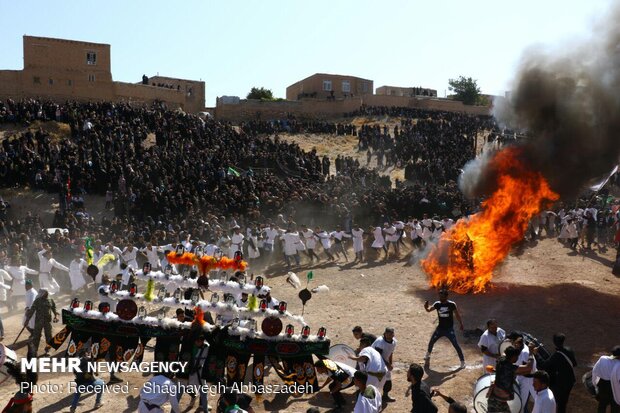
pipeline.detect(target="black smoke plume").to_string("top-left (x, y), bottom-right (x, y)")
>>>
top-left (462, 3), bottom-right (620, 199)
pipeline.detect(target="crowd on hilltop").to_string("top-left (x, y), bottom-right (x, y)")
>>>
top-left (0, 99), bottom-right (481, 230)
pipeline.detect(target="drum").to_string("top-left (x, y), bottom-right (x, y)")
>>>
top-left (499, 332), bottom-right (550, 363)
top-left (582, 371), bottom-right (597, 397)
top-left (499, 338), bottom-right (513, 356)
top-left (473, 374), bottom-right (522, 413)
top-left (0, 343), bottom-right (19, 386)
top-left (328, 344), bottom-right (357, 370)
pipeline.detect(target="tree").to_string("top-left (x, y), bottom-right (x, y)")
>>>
top-left (247, 87), bottom-right (274, 100)
top-left (448, 76), bottom-right (481, 105)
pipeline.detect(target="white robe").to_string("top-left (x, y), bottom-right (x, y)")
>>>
top-left (69, 259), bottom-right (87, 291)
top-left (0, 269), bottom-right (11, 302)
top-left (247, 236), bottom-right (260, 259)
top-left (281, 232), bottom-right (302, 256)
top-left (353, 385), bottom-right (382, 413)
top-left (371, 227), bottom-right (385, 248)
top-left (38, 250), bottom-right (68, 295)
top-left (517, 346), bottom-right (537, 406)
top-left (24, 288), bottom-right (38, 329)
top-left (121, 247), bottom-right (139, 269)
top-left (352, 228), bottom-right (364, 253)
top-left (302, 230), bottom-right (317, 249)
top-left (384, 226), bottom-right (398, 243)
top-left (316, 231), bottom-right (332, 250)
top-left (141, 246), bottom-right (161, 269)
top-left (6, 266), bottom-right (38, 297)
top-left (359, 346), bottom-right (388, 389)
top-left (229, 233), bottom-right (245, 258)
top-left (139, 375), bottom-right (180, 413)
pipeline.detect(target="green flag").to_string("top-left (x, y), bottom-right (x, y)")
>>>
top-left (227, 166), bottom-right (241, 177)
top-left (307, 271), bottom-right (313, 281)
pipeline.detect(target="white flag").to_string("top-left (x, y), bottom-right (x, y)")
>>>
top-left (590, 165), bottom-right (619, 192)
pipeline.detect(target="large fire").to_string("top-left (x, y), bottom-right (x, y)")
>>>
top-left (421, 147), bottom-right (559, 293)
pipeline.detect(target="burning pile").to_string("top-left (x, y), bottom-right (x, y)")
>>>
top-left (422, 3), bottom-right (620, 293)
top-left (421, 147), bottom-right (558, 293)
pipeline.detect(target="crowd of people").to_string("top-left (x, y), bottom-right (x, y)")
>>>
top-left (240, 119), bottom-right (357, 136)
top-left (1, 97), bottom-right (619, 412)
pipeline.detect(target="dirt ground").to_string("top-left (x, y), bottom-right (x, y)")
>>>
top-left (1, 226), bottom-right (618, 412)
top-left (0, 127), bottom-right (617, 412)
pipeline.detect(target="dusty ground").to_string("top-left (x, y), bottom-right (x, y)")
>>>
top-left (1, 221), bottom-right (617, 412)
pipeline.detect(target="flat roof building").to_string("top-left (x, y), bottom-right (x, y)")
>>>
top-left (286, 73), bottom-right (373, 101)
top-left (0, 35), bottom-right (205, 113)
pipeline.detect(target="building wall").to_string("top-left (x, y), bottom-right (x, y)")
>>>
top-left (0, 36), bottom-right (205, 113)
top-left (286, 73), bottom-right (373, 100)
top-left (0, 71), bottom-right (22, 98)
top-left (146, 76), bottom-right (205, 113)
top-left (215, 95), bottom-right (490, 122)
top-left (376, 85), bottom-right (437, 97)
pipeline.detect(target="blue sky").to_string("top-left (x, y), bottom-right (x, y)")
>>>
top-left (0, 0), bottom-right (612, 107)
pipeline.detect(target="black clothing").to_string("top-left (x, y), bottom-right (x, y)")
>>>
top-left (432, 300), bottom-right (457, 329)
top-left (75, 357), bottom-right (95, 385)
top-left (494, 357), bottom-right (518, 395)
top-left (538, 347), bottom-right (577, 413)
top-left (410, 381), bottom-right (438, 413)
top-left (361, 332), bottom-right (378, 344)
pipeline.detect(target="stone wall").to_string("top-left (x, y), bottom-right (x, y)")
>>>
top-left (215, 95), bottom-right (491, 122)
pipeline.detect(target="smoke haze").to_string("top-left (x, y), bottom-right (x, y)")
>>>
top-left (462, 3), bottom-right (620, 199)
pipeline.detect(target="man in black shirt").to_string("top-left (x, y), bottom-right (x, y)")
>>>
top-left (352, 326), bottom-right (377, 352)
top-left (488, 346), bottom-right (534, 413)
top-left (423, 289), bottom-right (465, 368)
top-left (538, 333), bottom-right (577, 413)
top-left (406, 363), bottom-right (437, 413)
top-left (314, 359), bottom-right (356, 409)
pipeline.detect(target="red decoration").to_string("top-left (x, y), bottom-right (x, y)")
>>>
top-left (166, 252), bottom-right (248, 274)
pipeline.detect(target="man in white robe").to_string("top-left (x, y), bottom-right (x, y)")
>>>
top-left (140, 242), bottom-right (161, 270)
top-left (121, 244), bottom-right (138, 269)
top-left (350, 337), bottom-right (388, 390)
top-left (301, 225), bottom-right (320, 262)
top-left (351, 225), bottom-right (365, 262)
top-left (68, 254), bottom-right (88, 292)
top-left (281, 229), bottom-right (302, 269)
top-left (314, 227), bottom-right (335, 261)
top-left (229, 226), bottom-right (245, 258)
top-left (24, 280), bottom-right (38, 332)
top-left (370, 226), bottom-right (387, 260)
top-left (5, 259), bottom-right (38, 310)
top-left (330, 227), bottom-right (351, 261)
top-left (384, 223), bottom-right (399, 257)
top-left (263, 225), bottom-right (280, 254)
top-left (139, 373), bottom-right (180, 413)
top-left (353, 371), bottom-right (382, 413)
top-left (37, 246), bottom-right (68, 295)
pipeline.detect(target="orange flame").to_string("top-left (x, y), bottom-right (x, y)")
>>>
top-left (421, 147), bottom-right (559, 293)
